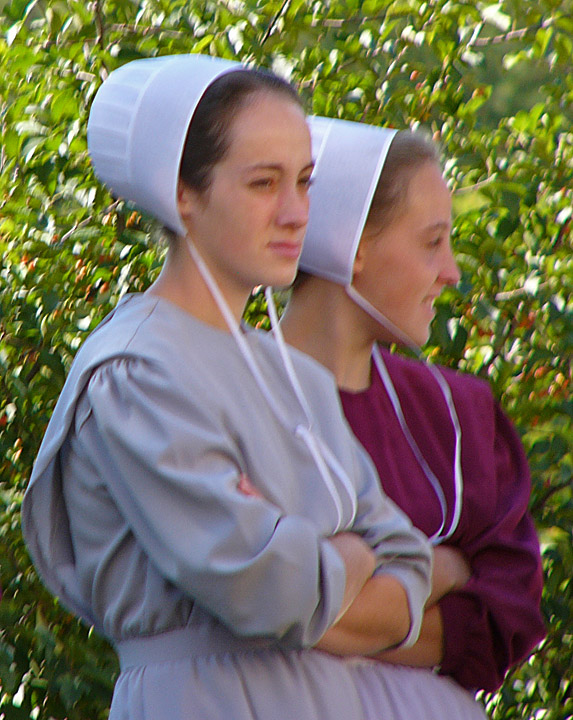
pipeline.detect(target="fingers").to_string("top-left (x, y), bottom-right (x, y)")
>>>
top-left (237, 473), bottom-right (265, 499)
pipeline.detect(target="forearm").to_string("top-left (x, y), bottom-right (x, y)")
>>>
top-left (316, 544), bottom-right (469, 660)
top-left (316, 573), bottom-right (410, 656)
top-left (368, 548), bottom-right (466, 667)
top-left (236, 479), bottom-right (377, 641)
top-left (375, 604), bottom-right (444, 667)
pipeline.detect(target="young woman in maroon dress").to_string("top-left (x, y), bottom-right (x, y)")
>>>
top-left (282, 117), bottom-right (545, 697)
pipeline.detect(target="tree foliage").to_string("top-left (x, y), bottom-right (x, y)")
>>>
top-left (0, 1), bottom-right (571, 718)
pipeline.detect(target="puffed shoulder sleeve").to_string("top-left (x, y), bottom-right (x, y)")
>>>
top-left (349, 436), bottom-right (433, 647)
top-left (439, 398), bottom-right (546, 691)
top-left (82, 357), bottom-right (347, 647)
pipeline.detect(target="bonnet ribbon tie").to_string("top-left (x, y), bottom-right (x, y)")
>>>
top-left (347, 283), bottom-right (463, 544)
top-left (186, 236), bottom-right (357, 532)
top-left (266, 287), bottom-right (358, 532)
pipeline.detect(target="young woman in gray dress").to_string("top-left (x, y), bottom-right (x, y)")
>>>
top-left (22, 54), bottom-right (432, 719)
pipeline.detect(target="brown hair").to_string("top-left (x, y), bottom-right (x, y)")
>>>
top-left (365, 130), bottom-right (440, 234)
top-left (179, 69), bottom-right (303, 193)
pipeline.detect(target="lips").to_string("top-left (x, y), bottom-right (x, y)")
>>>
top-left (421, 296), bottom-right (438, 317)
top-left (268, 241), bottom-right (303, 259)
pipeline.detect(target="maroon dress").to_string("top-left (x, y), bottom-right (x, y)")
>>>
top-left (340, 347), bottom-right (546, 692)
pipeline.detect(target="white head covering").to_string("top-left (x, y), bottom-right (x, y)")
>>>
top-left (87, 54), bottom-right (240, 237)
top-left (300, 116), bottom-right (397, 286)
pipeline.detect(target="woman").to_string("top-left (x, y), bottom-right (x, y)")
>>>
top-left (282, 117), bottom-right (545, 699)
top-left (22, 55), bottom-right (432, 719)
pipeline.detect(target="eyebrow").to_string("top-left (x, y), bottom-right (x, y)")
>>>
top-left (424, 220), bottom-right (451, 232)
top-left (245, 162), bottom-right (315, 173)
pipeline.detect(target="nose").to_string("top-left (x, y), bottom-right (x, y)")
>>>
top-left (439, 242), bottom-right (461, 286)
top-left (277, 184), bottom-right (309, 230)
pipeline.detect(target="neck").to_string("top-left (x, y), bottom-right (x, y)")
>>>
top-left (147, 237), bottom-right (249, 331)
top-left (281, 277), bottom-right (375, 392)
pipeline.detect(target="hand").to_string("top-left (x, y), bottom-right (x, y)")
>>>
top-left (328, 532), bottom-right (376, 622)
top-left (427, 545), bottom-right (471, 607)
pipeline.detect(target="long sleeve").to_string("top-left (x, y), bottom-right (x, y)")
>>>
top-left (437, 401), bottom-right (545, 691)
top-left (25, 295), bottom-right (432, 658)
top-left (78, 356), bottom-right (347, 647)
top-left (349, 440), bottom-right (432, 647)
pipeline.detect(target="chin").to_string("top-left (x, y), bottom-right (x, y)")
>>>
top-left (393, 322), bottom-right (430, 348)
top-left (408, 312), bottom-right (433, 346)
top-left (372, 311), bottom-right (430, 348)
top-left (268, 268), bottom-right (299, 289)
top-left (407, 326), bottom-right (431, 346)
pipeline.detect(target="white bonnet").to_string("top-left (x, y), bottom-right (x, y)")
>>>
top-left (87, 54), bottom-right (240, 236)
top-left (300, 116), bottom-right (397, 286)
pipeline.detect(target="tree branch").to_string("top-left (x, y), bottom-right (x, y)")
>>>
top-left (260, 0), bottom-right (291, 45)
top-left (495, 281), bottom-right (551, 302)
top-left (469, 18), bottom-right (552, 48)
top-left (93, 0), bottom-right (105, 50)
top-left (452, 176), bottom-right (496, 194)
top-left (106, 23), bottom-right (189, 38)
top-left (531, 479), bottom-right (573, 515)
top-left (471, 27), bottom-right (534, 47)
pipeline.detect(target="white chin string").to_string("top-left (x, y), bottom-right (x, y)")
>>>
top-left (185, 236), bottom-right (357, 532)
top-left (265, 287), bottom-right (358, 528)
top-left (345, 283), bottom-right (421, 352)
top-left (346, 283), bottom-right (463, 545)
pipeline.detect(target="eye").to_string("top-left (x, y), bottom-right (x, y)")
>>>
top-left (249, 177), bottom-right (276, 190)
top-left (427, 236), bottom-right (443, 249)
top-left (299, 174), bottom-right (313, 189)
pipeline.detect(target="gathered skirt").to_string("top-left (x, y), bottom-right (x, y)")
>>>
top-left (110, 623), bottom-right (487, 720)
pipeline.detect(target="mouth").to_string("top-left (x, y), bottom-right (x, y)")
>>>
top-left (268, 241), bottom-right (303, 260)
top-left (422, 296), bottom-right (438, 315)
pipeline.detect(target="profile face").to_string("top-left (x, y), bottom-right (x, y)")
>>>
top-left (182, 91), bottom-right (313, 295)
top-left (353, 161), bottom-right (460, 346)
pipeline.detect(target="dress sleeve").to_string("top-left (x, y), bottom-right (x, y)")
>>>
top-left (82, 357), bottom-right (347, 648)
top-left (438, 400), bottom-right (546, 691)
top-left (349, 436), bottom-right (433, 647)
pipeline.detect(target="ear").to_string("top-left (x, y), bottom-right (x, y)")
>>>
top-left (352, 239), bottom-right (366, 277)
top-left (176, 181), bottom-right (199, 225)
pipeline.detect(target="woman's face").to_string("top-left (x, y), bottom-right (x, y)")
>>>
top-left (353, 161), bottom-right (460, 346)
top-left (180, 91), bottom-right (313, 296)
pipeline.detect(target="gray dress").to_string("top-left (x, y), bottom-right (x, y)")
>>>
top-left (22, 294), bottom-right (484, 720)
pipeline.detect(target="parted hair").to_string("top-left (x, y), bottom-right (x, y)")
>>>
top-left (179, 69), bottom-right (302, 194)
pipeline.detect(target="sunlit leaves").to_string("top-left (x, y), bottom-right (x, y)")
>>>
top-left (0, 0), bottom-right (571, 718)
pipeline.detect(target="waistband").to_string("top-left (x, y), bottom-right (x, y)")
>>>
top-left (115, 621), bottom-right (279, 670)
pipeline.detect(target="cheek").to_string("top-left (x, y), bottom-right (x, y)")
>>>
top-left (383, 278), bottom-right (417, 315)
top-left (241, 193), bottom-right (276, 222)
top-left (378, 260), bottom-right (429, 317)
top-left (371, 254), bottom-right (411, 296)
top-left (220, 194), bottom-right (262, 232)
top-left (358, 267), bottom-right (404, 316)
